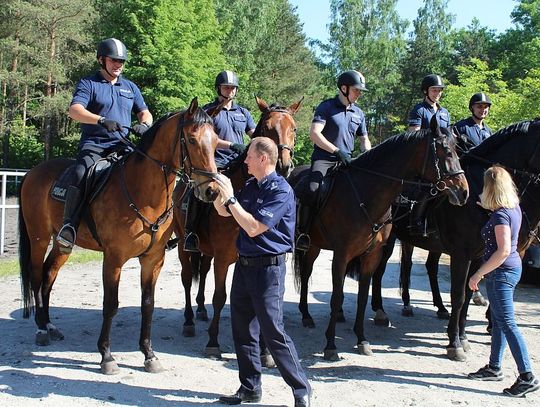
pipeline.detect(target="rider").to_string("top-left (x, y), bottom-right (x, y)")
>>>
top-left (295, 70), bottom-right (371, 252)
top-left (454, 92), bottom-right (492, 151)
top-left (56, 38), bottom-right (153, 252)
top-left (182, 70), bottom-right (256, 252)
top-left (407, 74), bottom-right (451, 236)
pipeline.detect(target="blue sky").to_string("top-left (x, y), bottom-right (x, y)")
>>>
top-left (289, 0), bottom-right (516, 43)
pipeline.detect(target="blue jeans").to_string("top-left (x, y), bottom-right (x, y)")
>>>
top-left (485, 266), bottom-right (531, 373)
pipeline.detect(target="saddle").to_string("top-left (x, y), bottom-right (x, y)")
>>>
top-left (294, 165), bottom-right (340, 212)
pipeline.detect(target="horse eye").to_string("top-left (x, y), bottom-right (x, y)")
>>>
top-left (189, 138), bottom-right (196, 145)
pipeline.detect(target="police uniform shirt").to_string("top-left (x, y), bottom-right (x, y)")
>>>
top-left (203, 99), bottom-right (256, 167)
top-left (454, 117), bottom-right (492, 148)
top-left (71, 71), bottom-right (148, 149)
top-left (311, 96), bottom-right (368, 162)
top-left (236, 171), bottom-right (295, 257)
top-left (408, 101), bottom-right (451, 129)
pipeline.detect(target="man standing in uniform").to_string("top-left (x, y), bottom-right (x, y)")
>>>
top-left (454, 93), bottom-right (493, 151)
top-left (407, 74), bottom-right (451, 235)
top-left (213, 137), bottom-right (311, 407)
top-left (295, 69), bottom-right (371, 251)
top-left (57, 38), bottom-right (152, 252)
top-left (183, 70), bottom-right (256, 252)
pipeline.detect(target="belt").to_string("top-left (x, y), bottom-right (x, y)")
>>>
top-left (238, 254), bottom-right (286, 267)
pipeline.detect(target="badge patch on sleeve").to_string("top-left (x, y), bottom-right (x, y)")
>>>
top-left (258, 209), bottom-right (274, 218)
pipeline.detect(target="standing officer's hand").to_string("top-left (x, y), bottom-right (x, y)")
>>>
top-left (334, 149), bottom-right (351, 165)
top-left (230, 143), bottom-right (246, 154)
top-left (99, 118), bottom-right (122, 132)
top-left (132, 123), bottom-right (150, 136)
top-left (214, 173), bottom-right (234, 201)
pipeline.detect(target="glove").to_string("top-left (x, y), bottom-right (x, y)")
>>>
top-left (132, 122), bottom-right (150, 136)
top-left (98, 118), bottom-right (122, 132)
top-left (334, 148), bottom-right (351, 165)
top-left (230, 143), bottom-right (246, 154)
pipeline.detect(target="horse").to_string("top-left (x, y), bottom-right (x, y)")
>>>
top-left (370, 119), bottom-right (540, 361)
top-left (289, 117), bottom-right (469, 360)
top-left (18, 98), bottom-right (219, 374)
top-left (173, 96), bottom-right (302, 358)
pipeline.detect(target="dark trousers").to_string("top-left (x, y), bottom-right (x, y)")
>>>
top-left (305, 159), bottom-right (337, 205)
top-left (231, 260), bottom-right (311, 398)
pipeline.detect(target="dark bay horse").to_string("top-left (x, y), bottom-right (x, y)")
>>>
top-left (173, 96), bottom-right (302, 358)
top-left (371, 119), bottom-right (540, 361)
top-left (290, 117), bottom-right (469, 360)
top-left (19, 98), bottom-right (219, 374)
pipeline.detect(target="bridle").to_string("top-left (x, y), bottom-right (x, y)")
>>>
top-left (254, 106), bottom-right (296, 157)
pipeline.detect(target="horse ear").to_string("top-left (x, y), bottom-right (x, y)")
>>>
top-left (207, 98), bottom-right (227, 118)
top-left (255, 95), bottom-right (269, 112)
top-left (288, 96), bottom-right (304, 115)
top-left (188, 97), bottom-right (199, 116)
top-left (429, 115), bottom-right (440, 134)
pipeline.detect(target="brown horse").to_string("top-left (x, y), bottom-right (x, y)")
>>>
top-left (173, 96), bottom-right (302, 358)
top-left (289, 117), bottom-right (469, 360)
top-left (19, 98), bottom-right (218, 374)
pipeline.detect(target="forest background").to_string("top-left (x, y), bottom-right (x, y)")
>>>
top-left (1, 0), bottom-right (539, 169)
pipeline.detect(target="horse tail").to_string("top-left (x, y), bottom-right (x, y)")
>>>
top-left (190, 252), bottom-right (201, 283)
top-left (293, 248), bottom-right (304, 293)
top-left (398, 246), bottom-right (410, 297)
top-left (346, 257), bottom-right (362, 281)
top-left (18, 176), bottom-right (34, 318)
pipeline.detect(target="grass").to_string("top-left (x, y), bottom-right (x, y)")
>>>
top-left (0, 249), bottom-right (103, 279)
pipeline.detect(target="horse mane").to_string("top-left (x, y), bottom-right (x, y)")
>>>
top-left (352, 129), bottom-right (429, 167)
top-left (136, 107), bottom-right (213, 154)
top-left (461, 118), bottom-right (540, 164)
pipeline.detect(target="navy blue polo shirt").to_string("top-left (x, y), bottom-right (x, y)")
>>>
top-left (71, 71), bottom-right (148, 149)
top-left (408, 101), bottom-right (451, 129)
top-left (311, 96), bottom-right (368, 161)
top-left (454, 117), bottom-right (492, 147)
top-left (236, 171), bottom-right (295, 257)
top-left (203, 99), bottom-right (256, 168)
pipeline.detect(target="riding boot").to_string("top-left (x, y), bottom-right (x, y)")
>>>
top-left (407, 197), bottom-right (433, 237)
top-left (56, 186), bottom-right (83, 253)
top-left (183, 191), bottom-right (202, 253)
top-left (295, 204), bottom-right (313, 252)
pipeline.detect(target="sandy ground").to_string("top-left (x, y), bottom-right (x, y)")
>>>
top-left (1, 202), bottom-right (539, 406)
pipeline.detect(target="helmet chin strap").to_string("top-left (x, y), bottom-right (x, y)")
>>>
top-left (99, 58), bottom-right (115, 80)
top-left (425, 93), bottom-right (437, 105)
top-left (217, 86), bottom-right (237, 100)
top-left (340, 86), bottom-right (353, 105)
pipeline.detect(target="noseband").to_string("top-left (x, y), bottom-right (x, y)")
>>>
top-left (423, 132), bottom-right (465, 194)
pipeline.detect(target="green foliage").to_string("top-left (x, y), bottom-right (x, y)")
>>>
top-left (7, 120), bottom-right (44, 168)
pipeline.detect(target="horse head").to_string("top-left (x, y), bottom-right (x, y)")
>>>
top-left (179, 97), bottom-right (219, 202)
top-left (424, 115), bottom-right (469, 206)
top-left (253, 96), bottom-right (303, 177)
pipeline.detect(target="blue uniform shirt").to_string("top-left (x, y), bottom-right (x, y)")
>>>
top-left (236, 171), bottom-right (296, 257)
top-left (311, 96), bottom-right (368, 162)
top-left (408, 101), bottom-right (451, 129)
top-left (71, 71), bottom-right (148, 149)
top-left (454, 117), bottom-right (492, 148)
top-left (481, 206), bottom-right (522, 269)
top-left (203, 99), bottom-right (256, 168)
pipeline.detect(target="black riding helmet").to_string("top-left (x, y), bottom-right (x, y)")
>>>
top-left (337, 70), bottom-right (368, 91)
top-left (421, 74), bottom-right (445, 93)
top-left (97, 38), bottom-right (128, 61)
top-left (469, 92), bottom-right (492, 110)
top-left (215, 70), bottom-right (239, 99)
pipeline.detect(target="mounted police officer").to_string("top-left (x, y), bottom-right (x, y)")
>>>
top-left (295, 70), bottom-right (371, 252)
top-left (213, 137), bottom-right (312, 407)
top-left (407, 74), bottom-right (451, 236)
top-left (56, 38), bottom-right (153, 252)
top-left (455, 93), bottom-right (493, 151)
top-left (183, 70), bottom-right (256, 252)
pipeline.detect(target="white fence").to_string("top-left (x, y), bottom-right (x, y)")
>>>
top-left (0, 169), bottom-right (27, 255)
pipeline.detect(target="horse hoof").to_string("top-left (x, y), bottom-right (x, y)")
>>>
top-left (402, 306), bottom-right (414, 317)
top-left (204, 347), bottom-right (222, 359)
top-left (36, 330), bottom-right (51, 346)
top-left (472, 293), bottom-right (488, 307)
top-left (461, 339), bottom-right (471, 353)
top-left (357, 341), bottom-right (373, 356)
top-left (100, 360), bottom-right (120, 375)
top-left (182, 325), bottom-right (195, 337)
top-left (323, 349), bottom-right (340, 361)
top-left (436, 310), bottom-right (450, 320)
top-left (144, 357), bottom-right (164, 373)
top-left (446, 347), bottom-right (467, 362)
top-left (260, 354), bottom-right (276, 368)
top-left (374, 310), bottom-right (390, 327)
top-left (196, 310), bottom-right (208, 322)
top-left (302, 318), bottom-right (315, 328)
top-left (48, 327), bottom-right (64, 341)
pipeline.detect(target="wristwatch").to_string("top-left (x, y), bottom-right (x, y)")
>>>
top-left (224, 196), bottom-right (237, 208)
top-left (98, 116), bottom-right (106, 125)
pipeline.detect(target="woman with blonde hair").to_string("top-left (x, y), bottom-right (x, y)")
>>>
top-left (468, 165), bottom-right (539, 397)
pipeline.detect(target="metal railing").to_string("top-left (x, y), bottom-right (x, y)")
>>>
top-left (1, 169), bottom-right (27, 255)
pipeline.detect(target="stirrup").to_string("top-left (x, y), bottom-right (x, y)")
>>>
top-left (183, 232), bottom-right (200, 253)
top-left (296, 233), bottom-right (311, 252)
top-left (56, 224), bottom-right (76, 252)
